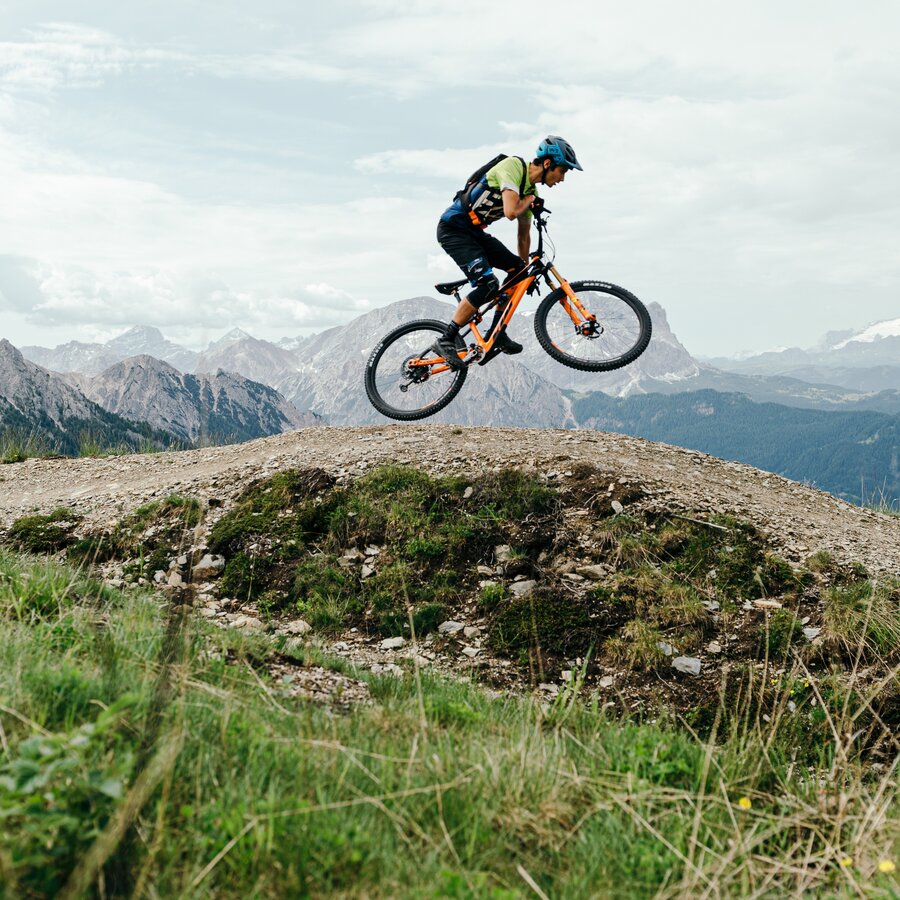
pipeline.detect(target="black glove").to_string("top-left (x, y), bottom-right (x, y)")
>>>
top-left (531, 196), bottom-right (545, 215)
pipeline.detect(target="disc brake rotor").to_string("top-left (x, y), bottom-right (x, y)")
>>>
top-left (577, 319), bottom-right (603, 338)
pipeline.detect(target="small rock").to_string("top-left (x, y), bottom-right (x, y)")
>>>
top-left (476, 565), bottom-right (493, 576)
top-left (463, 486), bottom-right (474, 499)
top-left (753, 599), bottom-right (783, 609)
top-left (461, 646), bottom-right (480, 658)
top-left (576, 564), bottom-right (607, 580)
top-left (598, 675), bottom-right (614, 688)
top-left (192, 553), bottom-right (226, 580)
top-left (495, 544), bottom-right (513, 562)
top-left (231, 615), bottom-right (264, 631)
top-left (672, 656), bottom-right (702, 676)
top-left (361, 564), bottom-right (375, 579)
top-left (167, 571), bottom-right (184, 588)
top-left (333, 641), bottom-right (349, 651)
top-left (658, 641), bottom-right (677, 657)
top-left (438, 620), bottom-right (465, 635)
top-left (282, 619), bottom-right (312, 636)
top-left (463, 625), bottom-right (481, 639)
top-left (611, 500), bottom-right (624, 514)
top-left (561, 669), bottom-right (573, 682)
top-left (702, 600), bottom-right (720, 611)
top-left (364, 545), bottom-right (381, 556)
top-left (177, 554), bottom-right (189, 567)
top-left (153, 570), bottom-right (166, 584)
top-left (380, 636), bottom-right (406, 650)
top-left (509, 580), bottom-right (537, 598)
top-left (802, 627), bottom-right (821, 640)
top-left (706, 641), bottom-right (723, 654)
top-left (538, 683), bottom-right (559, 695)
top-left (371, 663), bottom-right (403, 677)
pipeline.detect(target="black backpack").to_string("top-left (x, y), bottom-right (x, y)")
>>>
top-left (455, 154), bottom-right (527, 211)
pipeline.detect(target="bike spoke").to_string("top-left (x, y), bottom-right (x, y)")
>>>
top-left (370, 327), bottom-right (461, 415)
top-left (543, 289), bottom-right (645, 365)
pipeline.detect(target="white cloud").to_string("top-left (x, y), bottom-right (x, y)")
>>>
top-left (0, 22), bottom-right (182, 93)
top-left (1, 1), bottom-right (898, 355)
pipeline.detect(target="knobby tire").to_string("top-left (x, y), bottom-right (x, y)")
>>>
top-left (533, 280), bottom-right (652, 372)
top-left (364, 319), bottom-right (467, 421)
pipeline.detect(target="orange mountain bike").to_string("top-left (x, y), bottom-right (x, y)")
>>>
top-left (365, 207), bottom-right (652, 421)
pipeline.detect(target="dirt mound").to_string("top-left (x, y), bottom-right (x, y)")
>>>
top-left (3, 428), bottom-right (898, 754)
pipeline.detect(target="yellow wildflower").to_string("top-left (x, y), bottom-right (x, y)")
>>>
top-left (737, 796), bottom-right (752, 810)
top-left (878, 860), bottom-right (896, 874)
top-left (839, 857), bottom-right (853, 868)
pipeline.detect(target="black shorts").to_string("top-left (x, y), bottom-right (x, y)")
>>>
top-left (436, 220), bottom-right (522, 286)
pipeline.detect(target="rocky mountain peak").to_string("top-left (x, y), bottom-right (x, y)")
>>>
top-left (206, 328), bottom-right (255, 351)
top-left (75, 355), bottom-right (319, 444)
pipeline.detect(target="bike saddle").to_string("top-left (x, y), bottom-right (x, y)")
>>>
top-left (434, 278), bottom-right (468, 295)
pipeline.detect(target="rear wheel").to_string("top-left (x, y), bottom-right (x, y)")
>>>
top-left (534, 280), bottom-right (651, 371)
top-left (364, 319), bottom-right (467, 420)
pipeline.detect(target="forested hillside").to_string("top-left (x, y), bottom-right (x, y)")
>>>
top-left (572, 389), bottom-right (900, 505)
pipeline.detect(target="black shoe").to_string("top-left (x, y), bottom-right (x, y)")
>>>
top-left (431, 336), bottom-right (465, 371)
top-left (494, 331), bottom-right (523, 355)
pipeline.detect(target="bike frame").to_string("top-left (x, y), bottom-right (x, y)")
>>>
top-left (414, 214), bottom-right (599, 373)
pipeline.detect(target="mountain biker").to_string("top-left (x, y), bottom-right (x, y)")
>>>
top-left (433, 135), bottom-right (583, 369)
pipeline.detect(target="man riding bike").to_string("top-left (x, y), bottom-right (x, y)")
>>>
top-left (433, 135), bottom-right (583, 369)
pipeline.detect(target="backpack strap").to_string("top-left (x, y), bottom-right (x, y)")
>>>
top-left (515, 156), bottom-right (527, 196)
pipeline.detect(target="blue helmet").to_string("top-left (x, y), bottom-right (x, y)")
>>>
top-left (536, 135), bottom-right (583, 171)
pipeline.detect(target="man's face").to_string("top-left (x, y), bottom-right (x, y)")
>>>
top-left (544, 164), bottom-right (568, 188)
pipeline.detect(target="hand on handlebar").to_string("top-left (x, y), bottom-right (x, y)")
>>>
top-left (531, 197), bottom-right (550, 218)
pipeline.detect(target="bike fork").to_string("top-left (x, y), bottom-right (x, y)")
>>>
top-left (547, 266), bottom-right (596, 326)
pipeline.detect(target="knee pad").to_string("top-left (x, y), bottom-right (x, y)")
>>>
top-left (466, 272), bottom-right (499, 306)
top-left (463, 257), bottom-right (491, 285)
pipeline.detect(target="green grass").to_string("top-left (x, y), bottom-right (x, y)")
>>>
top-left (0, 428), bottom-right (58, 464)
top-left (1, 549), bottom-right (898, 897)
top-left (822, 577), bottom-right (900, 659)
top-left (7, 508), bottom-right (84, 554)
top-left (206, 465), bottom-right (559, 634)
top-left (67, 495), bottom-right (204, 579)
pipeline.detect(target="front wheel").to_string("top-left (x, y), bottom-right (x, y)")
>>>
top-left (365, 319), bottom-right (468, 420)
top-left (534, 280), bottom-right (651, 372)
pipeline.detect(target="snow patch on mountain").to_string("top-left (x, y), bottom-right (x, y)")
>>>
top-left (834, 318), bottom-right (900, 349)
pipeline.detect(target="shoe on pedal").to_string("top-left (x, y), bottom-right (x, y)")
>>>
top-left (494, 331), bottom-right (523, 355)
top-left (431, 336), bottom-right (465, 371)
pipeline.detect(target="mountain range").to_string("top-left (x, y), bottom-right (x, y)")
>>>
top-left (5, 304), bottom-right (900, 503)
top-left (702, 317), bottom-right (900, 394)
top-left (19, 308), bottom-right (900, 416)
top-left (0, 341), bottom-right (318, 453)
top-left (0, 339), bottom-right (173, 455)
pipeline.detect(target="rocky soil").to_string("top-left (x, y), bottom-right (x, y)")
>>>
top-left (2, 425), bottom-right (898, 572)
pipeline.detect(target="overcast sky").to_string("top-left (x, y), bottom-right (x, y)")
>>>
top-left (1, 0), bottom-right (898, 356)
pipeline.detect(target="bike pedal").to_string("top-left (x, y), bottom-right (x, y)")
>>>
top-left (477, 345), bottom-right (504, 366)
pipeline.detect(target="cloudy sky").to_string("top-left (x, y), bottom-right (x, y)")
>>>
top-left (1, 1), bottom-right (898, 357)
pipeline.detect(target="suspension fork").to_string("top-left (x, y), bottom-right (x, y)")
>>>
top-left (546, 265), bottom-right (596, 325)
